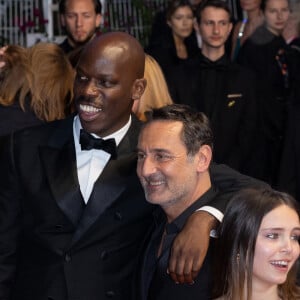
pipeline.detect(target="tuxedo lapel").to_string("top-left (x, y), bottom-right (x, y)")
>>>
top-left (117, 115), bottom-right (140, 157)
top-left (39, 117), bottom-right (83, 227)
top-left (70, 154), bottom-right (135, 246)
top-left (71, 117), bottom-right (141, 245)
top-left (40, 143), bottom-right (84, 226)
top-left (39, 115), bottom-right (142, 246)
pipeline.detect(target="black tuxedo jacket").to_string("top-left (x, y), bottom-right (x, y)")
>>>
top-left (0, 115), bottom-right (153, 300)
top-left (0, 115), bottom-right (267, 300)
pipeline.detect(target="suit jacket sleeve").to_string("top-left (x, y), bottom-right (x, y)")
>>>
top-left (209, 163), bottom-right (269, 213)
top-left (0, 134), bottom-right (21, 299)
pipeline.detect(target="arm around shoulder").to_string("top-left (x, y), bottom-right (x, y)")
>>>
top-left (209, 162), bottom-right (269, 212)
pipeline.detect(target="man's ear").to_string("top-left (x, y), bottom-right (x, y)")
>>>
top-left (95, 14), bottom-right (102, 28)
top-left (132, 78), bottom-right (147, 100)
top-left (227, 22), bottom-right (233, 36)
top-left (196, 145), bottom-right (212, 172)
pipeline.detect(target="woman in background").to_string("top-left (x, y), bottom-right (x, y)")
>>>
top-left (146, 0), bottom-right (199, 88)
top-left (231, 0), bottom-right (264, 60)
top-left (0, 43), bottom-right (74, 136)
top-left (27, 43), bottom-right (75, 121)
top-left (214, 188), bottom-right (300, 300)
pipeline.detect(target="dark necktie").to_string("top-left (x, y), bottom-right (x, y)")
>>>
top-left (79, 129), bottom-right (117, 159)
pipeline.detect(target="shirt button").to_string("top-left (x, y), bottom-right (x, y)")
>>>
top-left (100, 250), bottom-right (108, 260)
top-left (114, 211), bottom-right (122, 220)
top-left (105, 290), bottom-right (115, 298)
top-left (65, 253), bottom-right (71, 262)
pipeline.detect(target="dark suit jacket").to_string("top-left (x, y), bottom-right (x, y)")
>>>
top-left (0, 115), bottom-right (267, 300)
top-left (169, 54), bottom-right (258, 176)
top-left (0, 115), bottom-right (153, 300)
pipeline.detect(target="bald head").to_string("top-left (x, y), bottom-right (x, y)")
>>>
top-left (79, 31), bottom-right (145, 78)
top-left (73, 31), bottom-right (147, 137)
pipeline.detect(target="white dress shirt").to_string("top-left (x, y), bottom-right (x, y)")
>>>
top-left (73, 115), bottom-right (131, 203)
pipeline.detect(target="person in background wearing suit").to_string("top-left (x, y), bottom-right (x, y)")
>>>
top-left (0, 31), bottom-right (265, 300)
top-left (237, 0), bottom-right (291, 186)
top-left (134, 104), bottom-right (217, 300)
top-left (169, 0), bottom-right (258, 177)
top-left (59, 0), bottom-right (102, 54)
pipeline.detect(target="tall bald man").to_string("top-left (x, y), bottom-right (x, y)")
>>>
top-left (0, 31), bottom-right (151, 300)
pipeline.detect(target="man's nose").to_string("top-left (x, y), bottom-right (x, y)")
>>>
top-left (213, 23), bottom-right (220, 34)
top-left (76, 15), bottom-right (83, 27)
top-left (86, 81), bottom-right (99, 96)
top-left (139, 156), bottom-right (157, 177)
top-left (277, 11), bottom-right (284, 20)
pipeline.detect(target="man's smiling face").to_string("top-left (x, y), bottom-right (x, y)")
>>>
top-left (74, 40), bottom-right (137, 137)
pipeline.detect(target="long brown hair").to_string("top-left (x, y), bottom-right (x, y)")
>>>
top-left (0, 43), bottom-right (75, 121)
top-left (0, 45), bottom-right (32, 109)
top-left (213, 188), bottom-right (300, 300)
top-left (27, 43), bottom-right (75, 121)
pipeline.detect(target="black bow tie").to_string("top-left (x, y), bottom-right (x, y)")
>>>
top-left (79, 129), bottom-right (117, 159)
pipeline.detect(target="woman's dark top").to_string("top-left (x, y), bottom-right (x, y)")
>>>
top-left (146, 24), bottom-right (199, 88)
top-left (0, 96), bottom-right (44, 137)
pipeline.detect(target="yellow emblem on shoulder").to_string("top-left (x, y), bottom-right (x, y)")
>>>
top-left (228, 100), bottom-right (236, 107)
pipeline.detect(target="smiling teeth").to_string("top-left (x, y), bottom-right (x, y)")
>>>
top-left (80, 104), bottom-right (102, 112)
top-left (149, 181), bottom-right (164, 186)
top-left (271, 260), bottom-right (288, 266)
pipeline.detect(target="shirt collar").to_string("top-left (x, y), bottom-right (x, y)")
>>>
top-left (200, 52), bottom-right (229, 66)
top-left (73, 114), bottom-right (132, 147)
